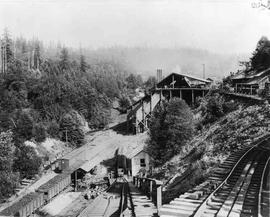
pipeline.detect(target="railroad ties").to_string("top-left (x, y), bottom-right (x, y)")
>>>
top-left (78, 177), bottom-right (159, 217)
top-left (160, 139), bottom-right (270, 217)
top-left (78, 177), bottom-right (135, 217)
top-left (128, 181), bottom-right (158, 217)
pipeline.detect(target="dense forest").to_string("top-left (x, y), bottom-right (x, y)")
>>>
top-left (0, 29), bottom-right (147, 199)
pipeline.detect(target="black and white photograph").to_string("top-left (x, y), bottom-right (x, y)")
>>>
top-left (0, 0), bottom-right (269, 216)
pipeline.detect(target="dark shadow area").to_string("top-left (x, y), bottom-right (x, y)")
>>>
top-left (112, 106), bottom-right (127, 114)
top-left (101, 149), bottom-right (133, 178)
top-left (110, 121), bottom-right (131, 135)
top-left (100, 149), bottom-right (118, 177)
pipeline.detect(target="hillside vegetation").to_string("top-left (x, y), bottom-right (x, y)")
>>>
top-left (148, 36), bottom-right (270, 203)
top-left (151, 98), bottom-right (270, 203)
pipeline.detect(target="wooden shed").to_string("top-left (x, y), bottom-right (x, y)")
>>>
top-left (231, 67), bottom-right (270, 95)
top-left (117, 146), bottom-right (152, 177)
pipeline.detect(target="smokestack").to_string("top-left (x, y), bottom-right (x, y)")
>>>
top-left (157, 69), bottom-right (162, 82)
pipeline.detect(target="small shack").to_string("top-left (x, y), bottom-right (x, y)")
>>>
top-left (117, 146), bottom-right (151, 177)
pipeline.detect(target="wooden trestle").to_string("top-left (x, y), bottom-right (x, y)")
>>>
top-left (127, 88), bottom-right (208, 134)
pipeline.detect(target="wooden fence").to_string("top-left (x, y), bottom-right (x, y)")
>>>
top-left (133, 176), bottom-right (163, 212)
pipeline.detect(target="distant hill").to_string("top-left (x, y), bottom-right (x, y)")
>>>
top-left (83, 47), bottom-right (249, 80)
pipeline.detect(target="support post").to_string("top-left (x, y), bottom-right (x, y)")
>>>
top-left (169, 90), bottom-right (172, 100)
top-left (160, 89), bottom-right (163, 101)
top-left (180, 89), bottom-right (182, 99)
top-left (192, 89), bottom-right (194, 105)
top-left (74, 170), bottom-right (77, 192)
top-left (202, 90), bottom-right (205, 97)
top-left (149, 181), bottom-right (153, 200)
top-left (150, 93), bottom-right (152, 113)
top-left (156, 183), bottom-right (162, 213)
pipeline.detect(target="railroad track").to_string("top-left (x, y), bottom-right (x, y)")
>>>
top-left (101, 177), bottom-right (135, 217)
top-left (160, 138), bottom-right (270, 217)
top-left (78, 177), bottom-right (135, 217)
top-left (117, 177), bottom-right (135, 217)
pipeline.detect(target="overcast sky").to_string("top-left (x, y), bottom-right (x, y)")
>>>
top-left (0, 0), bottom-right (270, 54)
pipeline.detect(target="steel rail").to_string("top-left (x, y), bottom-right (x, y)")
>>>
top-left (119, 177), bottom-right (127, 217)
top-left (193, 137), bottom-right (269, 217)
top-left (258, 156), bottom-right (270, 217)
top-left (100, 177), bottom-right (118, 217)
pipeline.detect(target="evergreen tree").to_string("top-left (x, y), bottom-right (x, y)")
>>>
top-left (0, 131), bottom-right (15, 171)
top-left (33, 41), bottom-right (41, 69)
top-left (251, 36), bottom-right (270, 70)
top-left (147, 98), bottom-right (194, 166)
top-left (79, 54), bottom-right (87, 72)
top-left (0, 131), bottom-right (19, 199)
top-left (59, 47), bottom-right (69, 70)
top-left (144, 76), bottom-right (157, 94)
top-left (2, 28), bottom-right (13, 64)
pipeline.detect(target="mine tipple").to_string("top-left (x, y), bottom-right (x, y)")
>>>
top-left (127, 71), bottom-right (211, 134)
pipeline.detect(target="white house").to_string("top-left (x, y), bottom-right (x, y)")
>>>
top-left (126, 146), bottom-right (151, 176)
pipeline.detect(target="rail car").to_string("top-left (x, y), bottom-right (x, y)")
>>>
top-left (36, 173), bottom-right (71, 203)
top-left (0, 173), bottom-right (72, 217)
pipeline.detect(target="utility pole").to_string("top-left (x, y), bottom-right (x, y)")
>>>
top-left (202, 64), bottom-right (205, 79)
top-left (0, 40), bottom-right (2, 74)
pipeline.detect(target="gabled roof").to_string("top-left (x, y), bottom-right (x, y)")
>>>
top-left (232, 67), bottom-right (270, 80)
top-left (173, 72), bottom-right (211, 83)
top-left (126, 145), bottom-right (149, 159)
top-left (157, 72), bottom-right (211, 86)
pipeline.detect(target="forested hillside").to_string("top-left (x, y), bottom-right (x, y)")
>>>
top-left (0, 29), bottom-right (144, 200)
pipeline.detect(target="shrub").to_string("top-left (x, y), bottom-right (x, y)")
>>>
top-left (33, 123), bottom-right (46, 142)
top-left (118, 95), bottom-right (131, 113)
top-left (47, 120), bottom-right (60, 138)
top-left (15, 111), bottom-right (34, 141)
top-left (198, 93), bottom-right (225, 125)
top-left (13, 145), bottom-right (42, 178)
top-left (0, 171), bottom-right (19, 200)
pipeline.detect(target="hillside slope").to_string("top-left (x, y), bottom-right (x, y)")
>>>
top-left (151, 102), bottom-right (270, 203)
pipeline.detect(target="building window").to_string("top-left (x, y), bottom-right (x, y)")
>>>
top-left (140, 159), bottom-right (146, 167)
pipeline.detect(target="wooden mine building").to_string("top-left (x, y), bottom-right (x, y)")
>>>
top-left (116, 146), bottom-right (151, 177)
top-left (231, 67), bottom-right (270, 95)
top-left (127, 72), bottom-right (211, 134)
